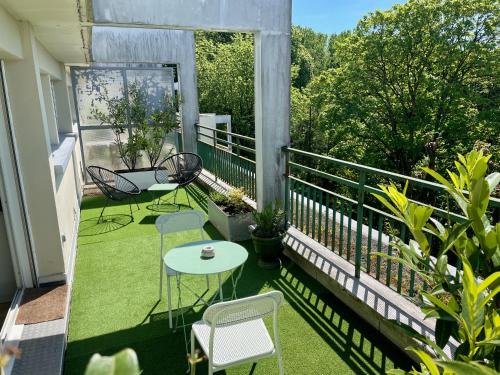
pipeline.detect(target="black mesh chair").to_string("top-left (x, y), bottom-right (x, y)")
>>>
top-left (87, 166), bottom-right (141, 222)
top-left (152, 152), bottom-right (203, 208)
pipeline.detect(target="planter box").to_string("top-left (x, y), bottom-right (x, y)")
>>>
top-left (207, 198), bottom-right (254, 241)
top-left (116, 169), bottom-right (157, 190)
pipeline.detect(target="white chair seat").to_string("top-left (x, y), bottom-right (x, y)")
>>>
top-left (192, 318), bottom-right (275, 368)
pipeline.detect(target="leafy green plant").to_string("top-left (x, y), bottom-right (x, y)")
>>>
top-left (84, 348), bottom-right (140, 375)
top-left (93, 83), bottom-right (177, 171)
top-left (372, 150), bottom-right (500, 374)
top-left (252, 201), bottom-right (286, 238)
top-left (209, 188), bottom-right (250, 215)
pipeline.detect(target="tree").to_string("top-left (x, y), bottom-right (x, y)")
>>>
top-left (303, 0), bottom-right (499, 175)
top-left (195, 32), bottom-right (254, 136)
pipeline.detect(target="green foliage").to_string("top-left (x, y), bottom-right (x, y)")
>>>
top-left (209, 188), bottom-right (250, 215)
top-left (92, 83), bottom-right (177, 170)
top-left (373, 150), bottom-right (500, 374)
top-left (252, 202), bottom-right (286, 238)
top-left (84, 349), bottom-right (140, 375)
top-left (291, 0), bottom-right (499, 175)
top-left (195, 32), bottom-right (254, 136)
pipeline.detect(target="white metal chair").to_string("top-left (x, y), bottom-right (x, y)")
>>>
top-left (155, 210), bottom-right (210, 329)
top-left (191, 291), bottom-right (285, 375)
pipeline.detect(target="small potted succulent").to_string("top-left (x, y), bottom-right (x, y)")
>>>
top-left (251, 202), bottom-right (286, 269)
top-left (208, 188), bottom-right (255, 241)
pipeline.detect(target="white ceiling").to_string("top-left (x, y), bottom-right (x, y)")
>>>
top-left (0, 0), bottom-right (89, 63)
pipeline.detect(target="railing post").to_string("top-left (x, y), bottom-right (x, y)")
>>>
top-left (213, 127), bottom-right (218, 182)
top-left (283, 146), bottom-right (290, 229)
top-left (355, 171), bottom-right (366, 278)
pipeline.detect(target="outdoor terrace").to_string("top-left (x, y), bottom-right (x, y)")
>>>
top-left (65, 185), bottom-right (411, 374)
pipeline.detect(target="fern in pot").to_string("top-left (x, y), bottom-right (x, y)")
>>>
top-left (251, 202), bottom-right (286, 269)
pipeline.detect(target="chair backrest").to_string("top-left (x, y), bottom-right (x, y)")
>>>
top-left (87, 166), bottom-right (139, 200)
top-left (155, 210), bottom-right (206, 239)
top-left (203, 291), bottom-right (284, 328)
top-left (155, 152), bottom-right (203, 186)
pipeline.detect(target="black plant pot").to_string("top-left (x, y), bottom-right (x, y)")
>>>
top-left (251, 230), bottom-right (284, 269)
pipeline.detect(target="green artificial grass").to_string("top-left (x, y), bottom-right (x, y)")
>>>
top-left (65, 185), bottom-right (412, 375)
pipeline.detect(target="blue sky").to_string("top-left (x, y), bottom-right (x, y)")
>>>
top-left (292, 0), bottom-right (404, 34)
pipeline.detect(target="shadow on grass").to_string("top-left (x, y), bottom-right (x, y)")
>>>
top-left (78, 214), bottom-right (133, 236)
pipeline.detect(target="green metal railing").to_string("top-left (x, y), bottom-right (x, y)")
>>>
top-left (194, 132), bottom-right (499, 298)
top-left (284, 147), bottom-right (500, 297)
top-left (195, 124), bottom-right (256, 199)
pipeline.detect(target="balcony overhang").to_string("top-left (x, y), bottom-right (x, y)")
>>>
top-left (0, 0), bottom-right (90, 63)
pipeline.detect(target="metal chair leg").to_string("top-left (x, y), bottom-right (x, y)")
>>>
top-left (132, 195), bottom-right (140, 210)
top-left (98, 197), bottom-right (110, 223)
top-left (167, 274), bottom-right (173, 329)
top-left (128, 197), bottom-right (134, 222)
top-left (185, 188), bottom-right (192, 208)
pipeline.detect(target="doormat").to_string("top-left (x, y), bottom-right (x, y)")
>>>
top-left (16, 285), bottom-right (67, 325)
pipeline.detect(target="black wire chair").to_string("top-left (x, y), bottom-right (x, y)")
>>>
top-left (154, 152), bottom-right (203, 208)
top-left (87, 166), bottom-right (141, 222)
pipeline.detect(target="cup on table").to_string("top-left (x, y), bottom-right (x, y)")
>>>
top-left (201, 245), bottom-right (215, 258)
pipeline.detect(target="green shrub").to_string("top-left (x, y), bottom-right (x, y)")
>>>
top-left (252, 201), bottom-right (286, 238)
top-left (373, 150), bottom-right (500, 374)
top-left (209, 188), bottom-right (250, 215)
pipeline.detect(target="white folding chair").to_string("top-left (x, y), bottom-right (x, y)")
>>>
top-left (155, 210), bottom-right (210, 329)
top-left (191, 291), bottom-right (285, 375)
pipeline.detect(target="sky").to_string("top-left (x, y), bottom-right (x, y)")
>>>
top-left (292, 0), bottom-right (404, 34)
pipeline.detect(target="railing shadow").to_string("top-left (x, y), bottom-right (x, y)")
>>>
top-left (273, 264), bottom-right (413, 374)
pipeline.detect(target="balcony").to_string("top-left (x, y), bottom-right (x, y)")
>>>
top-left (65, 185), bottom-right (411, 374)
top-left (0, 1), bottom-right (498, 374)
top-left (62, 124), bottom-right (499, 373)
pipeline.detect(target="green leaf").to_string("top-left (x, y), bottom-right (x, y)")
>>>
top-left (439, 221), bottom-right (471, 257)
top-left (84, 349), bottom-right (140, 375)
top-left (485, 172), bottom-right (500, 194)
top-left (437, 360), bottom-right (499, 375)
top-left (435, 319), bottom-right (454, 349)
top-left (436, 255), bottom-right (448, 275)
top-left (409, 349), bottom-right (440, 375)
top-left (421, 292), bottom-right (459, 320)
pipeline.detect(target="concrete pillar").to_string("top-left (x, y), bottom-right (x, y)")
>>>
top-left (254, 32), bottom-right (291, 208)
top-left (177, 53), bottom-right (199, 153)
top-left (53, 64), bottom-right (74, 134)
top-left (40, 74), bottom-right (59, 145)
top-left (3, 22), bottom-right (65, 284)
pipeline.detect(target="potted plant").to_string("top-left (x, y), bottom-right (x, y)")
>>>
top-left (208, 188), bottom-right (255, 241)
top-left (92, 83), bottom-right (177, 189)
top-left (251, 202), bottom-right (286, 269)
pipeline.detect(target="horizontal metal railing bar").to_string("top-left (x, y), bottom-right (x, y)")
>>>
top-left (213, 145), bottom-right (256, 165)
top-left (197, 140), bottom-right (256, 165)
top-left (289, 162), bottom-right (359, 190)
top-left (197, 135), bottom-right (256, 155)
top-left (290, 174), bottom-right (464, 226)
top-left (289, 176), bottom-right (358, 205)
top-left (285, 147), bottom-right (500, 209)
top-left (72, 65), bottom-right (170, 71)
top-left (195, 123), bottom-right (256, 143)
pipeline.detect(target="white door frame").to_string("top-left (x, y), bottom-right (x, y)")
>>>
top-left (0, 60), bottom-right (37, 289)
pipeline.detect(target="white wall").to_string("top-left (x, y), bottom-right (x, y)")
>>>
top-left (55, 153), bottom-right (80, 270)
top-left (0, 8), bottom-right (83, 285)
top-left (0, 6), bottom-right (22, 60)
